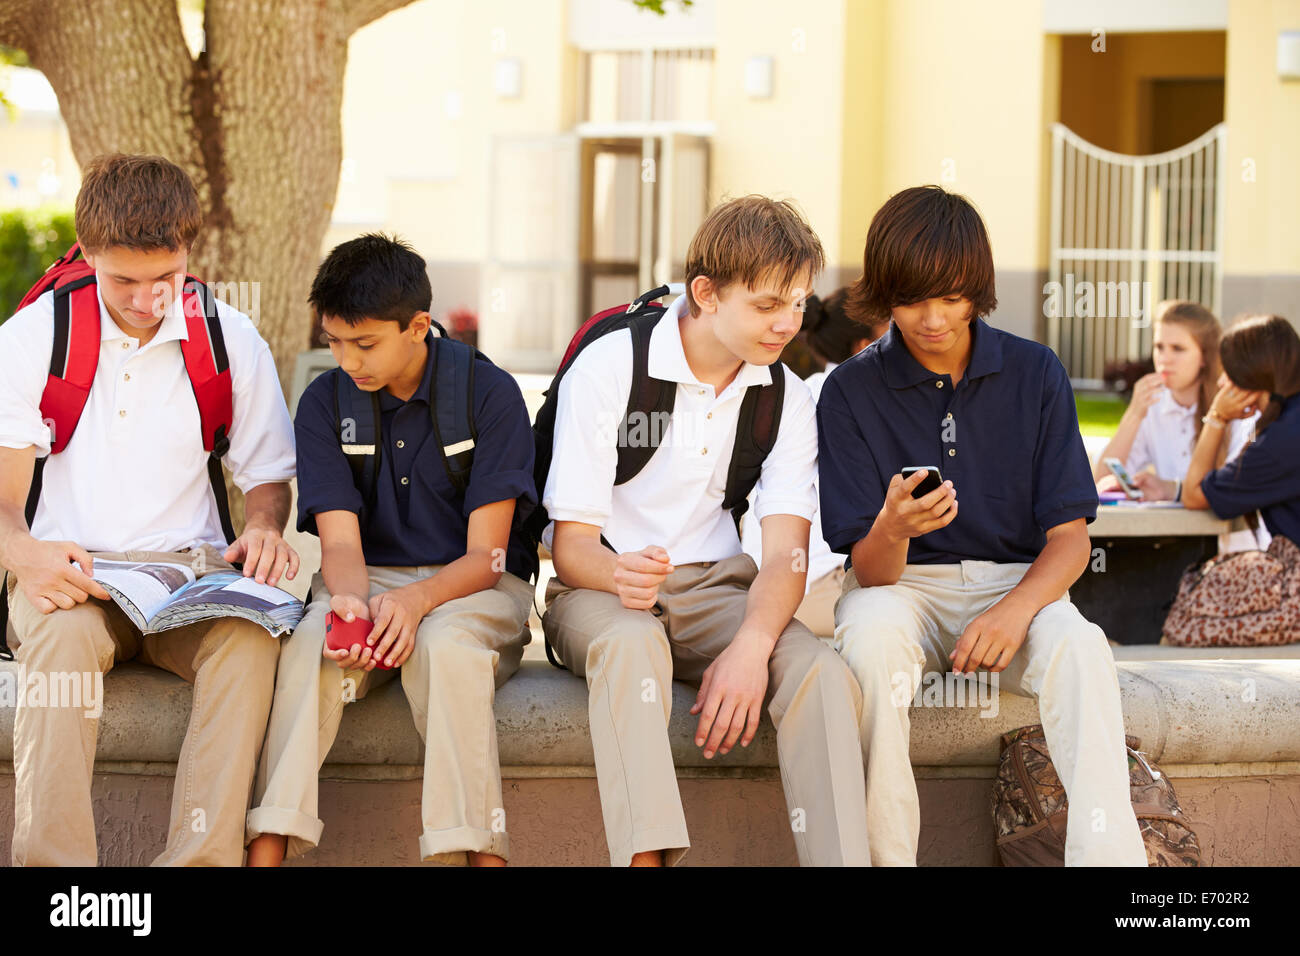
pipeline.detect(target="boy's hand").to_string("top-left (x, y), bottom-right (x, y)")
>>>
top-left (877, 471), bottom-right (958, 542)
top-left (690, 633), bottom-right (771, 759)
top-left (322, 593), bottom-right (373, 668)
top-left (9, 535), bottom-right (112, 614)
top-left (223, 527), bottom-right (299, 587)
top-left (613, 545), bottom-right (674, 610)
top-left (950, 595), bottom-right (1035, 673)
top-left (365, 584), bottom-right (424, 670)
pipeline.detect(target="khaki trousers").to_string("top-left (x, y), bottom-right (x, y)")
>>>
top-left (6, 544), bottom-right (279, 866)
top-left (543, 552), bottom-right (869, 867)
top-left (794, 566), bottom-right (846, 639)
top-left (247, 566), bottom-right (533, 864)
top-left (834, 561), bottom-right (1149, 867)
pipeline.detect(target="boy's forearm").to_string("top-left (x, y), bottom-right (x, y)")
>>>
top-left (321, 540), bottom-right (370, 603)
top-left (551, 529), bottom-right (620, 594)
top-left (738, 562), bottom-right (803, 653)
top-left (1000, 523), bottom-right (1090, 617)
top-left (242, 481), bottom-right (293, 533)
top-left (851, 517), bottom-right (909, 588)
top-left (408, 549), bottom-right (504, 614)
top-left (0, 504), bottom-right (33, 571)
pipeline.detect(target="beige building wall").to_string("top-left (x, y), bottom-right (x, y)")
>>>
top-left (1221, 0), bottom-right (1300, 322)
top-left (710, 0), bottom-right (849, 290)
top-left (331, 0), bottom-right (577, 316)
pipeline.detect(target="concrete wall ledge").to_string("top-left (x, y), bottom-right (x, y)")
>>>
top-left (2, 658), bottom-right (1297, 772)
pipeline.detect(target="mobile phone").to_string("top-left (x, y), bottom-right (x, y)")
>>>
top-left (901, 466), bottom-right (943, 499)
top-left (1103, 457), bottom-right (1142, 500)
top-left (325, 610), bottom-right (391, 669)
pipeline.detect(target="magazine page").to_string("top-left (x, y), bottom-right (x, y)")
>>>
top-left (148, 570), bottom-right (305, 637)
top-left (89, 559), bottom-right (197, 631)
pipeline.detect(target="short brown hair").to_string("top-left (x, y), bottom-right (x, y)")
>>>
top-left (684, 195), bottom-right (825, 316)
top-left (74, 153), bottom-right (202, 253)
top-left (846, 185), bottom-right (997, 326)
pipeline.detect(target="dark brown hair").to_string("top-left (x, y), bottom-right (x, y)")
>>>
top-left (802, 287), bottom-right (887, 365)
top-left (74, 153), bottom-right (202, 253)
top-left (846, 185), bottom-right (997, 325)
top-left (1154, 299), bottom-right (1223, 444)
top-left (684, 195), bottom-right (825, 316)
top-left (1220, 313), bottom-right (1300, 436)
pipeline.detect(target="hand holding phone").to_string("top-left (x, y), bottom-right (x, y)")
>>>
top-left (325, 609), bottom-right (391, 670)
top-left (901, 466), bottom-right (943, 499)
top-left (1103, 457), bottom-right (1142, 500)
top-left (878, 467), bottom-right (958, 541)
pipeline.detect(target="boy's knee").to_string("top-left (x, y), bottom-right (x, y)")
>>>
top-left (585, 619), bottom-right (670, 677)
top-left (13, 603), bottom-right (114, 672)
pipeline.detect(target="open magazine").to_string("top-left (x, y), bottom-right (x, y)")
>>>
top-left (89, 559), bottom-right (304, 637)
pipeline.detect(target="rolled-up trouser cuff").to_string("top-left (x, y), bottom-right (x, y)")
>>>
top-left (245, 805), bottom-right (325, 860)
top-left (419, 825), bottom-right (510, 866)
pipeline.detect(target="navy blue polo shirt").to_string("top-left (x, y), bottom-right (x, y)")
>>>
top-left (1201, 395), bottom-right (1300, 545)
top-left (295, 335), bottom-right (538, 579)
top-left (817, 318), bottom-right (1097, 565)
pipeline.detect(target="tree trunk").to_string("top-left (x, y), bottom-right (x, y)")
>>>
top-left (0, 0), bottom-right (415, 530)
top-left (0, 0), bottom-right (414, 388)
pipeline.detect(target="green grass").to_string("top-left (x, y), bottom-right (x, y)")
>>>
top-left (1076, 393), bottom-right (1126, 438)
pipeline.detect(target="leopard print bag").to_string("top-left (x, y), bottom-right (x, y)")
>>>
top-left (1162, 534), bottom-right (1300, 646)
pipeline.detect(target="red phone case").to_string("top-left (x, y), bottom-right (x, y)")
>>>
top-left (324, 611), bottom-right (391, 670)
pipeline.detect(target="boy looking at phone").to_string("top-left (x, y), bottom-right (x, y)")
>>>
top-left (245, 234), bottom-right (537, 866)
top-left (818, 185), bottom-right (1148, 866)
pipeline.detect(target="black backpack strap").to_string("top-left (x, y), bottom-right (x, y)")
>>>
top-left (614, 311), bottom-right (676, 485)
top-left (428, 334), bottom-right (479, 496)
top-left (722, 362), bottom-right (785, 533)
top-left (0, 571), bottom-right (11, 661)
top-left (334, 370), bottom-right (383, 520)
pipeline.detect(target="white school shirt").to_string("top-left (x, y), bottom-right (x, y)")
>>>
top-left (542, 293), bottom-right (818, 564)
top-left (0, 285), bottom-right (296, 553)
top-left (742, 363), bottom-right (842, 588)
top-left (1125, 389), bottom-right (1268, 552)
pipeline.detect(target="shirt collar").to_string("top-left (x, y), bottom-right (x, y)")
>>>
top-left (879, 316), bottom-right (1003, 388)
top-left (377, 333), bottom-right (437, 411)
top-left (648, 294), bottom-right (773, 390)
top-left (96, 281), bottom-right (190, 348)
top-left (1153, 388), bottom-right (1195, 419)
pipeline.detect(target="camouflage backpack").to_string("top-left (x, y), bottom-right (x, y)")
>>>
top-left (990, 724), bottom-right (1200, 867)
top-left (1162, 534), bottom-right (1300, 647)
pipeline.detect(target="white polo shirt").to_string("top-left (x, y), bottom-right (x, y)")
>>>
top-left (1126, 388), bottom-right (1267, 552)
top-left (542, 293), bottom-right (818, 565)
top-left (742, 362), bottom-right (842, 587)
top-left (0, 285), bottom-right (296, 553)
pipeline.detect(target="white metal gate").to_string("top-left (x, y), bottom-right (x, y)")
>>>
top-left (1047, 122), bottom-right (1226, 387)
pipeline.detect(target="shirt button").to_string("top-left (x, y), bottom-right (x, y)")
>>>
top-left (396, 439), bottom-right (405, 449)
top-left (400, 476), bottom-right (409, 485)
top-left (701, 447), bottom-right (708, 455)
top-left (123, 372), bottom-right (131, 382)
top-left (948, 448), bottom-right (956, 457)
top-left (945, 412), bottom-right (953, 419)
top-left (118, 409), bottom-right (126, 418)
top-left (699, 388), bottom-right (706, 396)
top-left (936, 381), bottom-right (944, 388)
top-left (121, 342), bottom-right (129, 350)
top-left (707, 412), bottom-right (712, 420)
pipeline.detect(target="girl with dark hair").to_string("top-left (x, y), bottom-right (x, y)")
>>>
top-left (1182, 314), bottom-right (1300, 550)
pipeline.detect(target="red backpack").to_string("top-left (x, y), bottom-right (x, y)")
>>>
top-left (15, 243), bottom-right (236, 543)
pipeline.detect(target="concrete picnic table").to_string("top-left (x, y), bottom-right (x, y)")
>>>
top-left (1073, 505), bottom-right (1248, 645)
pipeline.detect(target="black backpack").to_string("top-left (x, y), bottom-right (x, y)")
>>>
top-left (528, 285), bottom-right (785, 666)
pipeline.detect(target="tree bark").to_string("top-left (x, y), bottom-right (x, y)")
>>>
top-left (0, 0), bottom-right (415, 531)
top-left (0, 0), bottom-right (415, 390)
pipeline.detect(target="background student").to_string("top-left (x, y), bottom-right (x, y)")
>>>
top-left (742, 288), bottom-right (886, 637)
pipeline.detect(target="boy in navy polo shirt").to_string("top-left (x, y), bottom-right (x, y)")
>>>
top-left (245, 234), bottom-right (537, 866)
top-left (819, 186), bottom-right (1148, 866)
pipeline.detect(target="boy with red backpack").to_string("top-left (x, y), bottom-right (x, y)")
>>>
top-left (0, 153), bottom-right (297, 865)
top-left (537, 196), bottom-right (869, 866)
